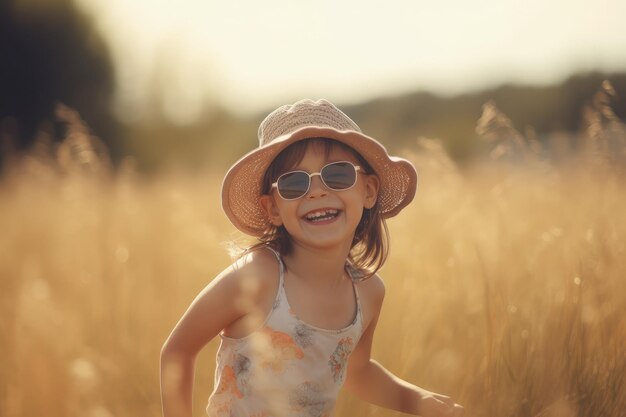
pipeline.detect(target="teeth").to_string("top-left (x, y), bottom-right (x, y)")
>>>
top-left (304, 209), bottom-right (339, 221)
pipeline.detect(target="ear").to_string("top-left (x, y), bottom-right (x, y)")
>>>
top-left (259, 194), bottom-right (283, 226)
top-left (363, 174), bottom-right (380, 209)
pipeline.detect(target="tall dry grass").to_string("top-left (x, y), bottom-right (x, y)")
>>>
top-left (1, 86), bottom-right (625, 417)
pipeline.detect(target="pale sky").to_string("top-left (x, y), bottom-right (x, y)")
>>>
top-left (78, 0), bottom-right (626, 122)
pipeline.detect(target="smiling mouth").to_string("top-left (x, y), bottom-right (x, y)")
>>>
top-left (302, 208), bottom-right (341, 223)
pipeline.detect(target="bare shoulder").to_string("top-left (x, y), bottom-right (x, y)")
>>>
top-left (356, 273), bottom-right (385, 302)
top-left (162, 247), bottom-right (281, 354)
top-left (231, 247), bottom-right (280, 279)
top-left (217, 247), bottom-right (280, 301)
top-left (355, 273), bottom-right (386, 327)
top-left (215, 247), bottom-right (281, 338)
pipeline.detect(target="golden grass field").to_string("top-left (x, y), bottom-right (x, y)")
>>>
top-left (1, 86), bottom-right (625, 417)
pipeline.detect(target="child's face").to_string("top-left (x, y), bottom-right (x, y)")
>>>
top-left (259, 143), bottom-right (379, 252)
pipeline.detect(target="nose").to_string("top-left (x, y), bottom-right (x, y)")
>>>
top-left (307, 174), bottom-right (327, 198)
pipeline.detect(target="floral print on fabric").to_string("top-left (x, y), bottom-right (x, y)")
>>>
top-left (207, 352), bottom-right (252, 416)
top-left (257, 326), bottom-right (304, 373)
top-left (207, 249), bottom-right (363, 417)
top-left (289, 382), bottom-right (331, 417)
top-left (328, 337), bottom-right (353, 382)
top-left (293, 324), bottom-right (314, 349)
top-left (232, 353), bottom-right (251, 396)
top-left (215, 365), bottom-right (243, 399)
top-left (206, 399), bottom-right (232, 417)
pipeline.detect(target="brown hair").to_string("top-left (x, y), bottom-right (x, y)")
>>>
top-left (247, 138), bottom-right (389, 280)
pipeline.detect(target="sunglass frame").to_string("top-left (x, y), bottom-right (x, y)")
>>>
top-left (271, 161), bottom-right (362, 200)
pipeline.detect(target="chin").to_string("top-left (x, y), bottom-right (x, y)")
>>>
top-left (299, 231), bottom-right (357, 251)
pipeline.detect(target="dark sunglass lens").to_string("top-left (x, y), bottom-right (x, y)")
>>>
top-left (277, 171), bottom-right (309, 199)
top-left (322, 162), bottom-right (356, 190)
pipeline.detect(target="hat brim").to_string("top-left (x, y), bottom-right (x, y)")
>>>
top-left (221, 126), bottom-right (418, 237)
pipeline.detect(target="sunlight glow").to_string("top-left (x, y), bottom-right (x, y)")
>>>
top-left (77, 0), bottom-right (626, 117)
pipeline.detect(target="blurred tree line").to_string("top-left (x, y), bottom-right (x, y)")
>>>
top-left (1, 0), bottom-right (625, 175)
top-left (345, 73), bottom-right (626, 163)
top-left (0, 0), bottom-right (121, 167)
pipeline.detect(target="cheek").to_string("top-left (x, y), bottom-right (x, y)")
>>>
top-left (346, 193), bottom-right (368, 220)
top-left (357, 183), bottom-right (373, 204)
top-left (276, 201), bottom-right (300, 221)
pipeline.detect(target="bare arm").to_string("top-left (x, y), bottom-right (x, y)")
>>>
top-left (160, 347), bottom-right (196, 417)
top-left (160, 255), bottom-right (261, 417)
top-left (344, 277), bottom-right (464, 417)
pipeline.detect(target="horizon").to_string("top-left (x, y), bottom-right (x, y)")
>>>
top-left (74, 0), bottom-right (626, 122)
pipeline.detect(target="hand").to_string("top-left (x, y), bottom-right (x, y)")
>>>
top-left (416, 388), bottom-right (465, 417)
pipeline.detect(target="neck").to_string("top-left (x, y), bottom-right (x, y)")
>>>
top-left (282, 241), bottom-right (352, 289)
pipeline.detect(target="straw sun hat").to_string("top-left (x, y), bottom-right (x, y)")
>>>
top-left (221, 99), bottom-right (418, 237)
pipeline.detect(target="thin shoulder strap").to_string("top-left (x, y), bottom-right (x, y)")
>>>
top-left (346, 264), bottom-right (364, 326)
top-left (264, 246), bottom-right (285, 287)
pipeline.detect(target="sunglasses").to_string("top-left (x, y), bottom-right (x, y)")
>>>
top-left (271, 161), bottom-right (362, 200)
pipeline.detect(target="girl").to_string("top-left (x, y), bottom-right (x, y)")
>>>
top-left (160, 99), bottom-right (464, 417)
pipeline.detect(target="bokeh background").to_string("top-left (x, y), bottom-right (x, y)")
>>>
top-left (1, 0), bottom-right (625, 416)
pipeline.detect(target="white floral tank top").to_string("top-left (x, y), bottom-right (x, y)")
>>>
top-left (206, 248), bottom-right (364, 417)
